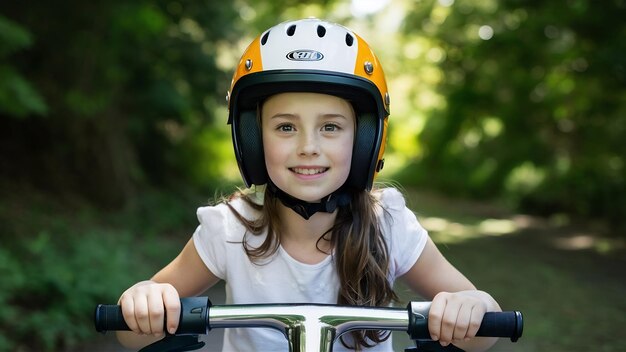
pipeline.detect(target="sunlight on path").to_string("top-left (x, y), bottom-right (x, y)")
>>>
top-left (422, 216), bottom-right (518, 243)
top-left (422, 213), bottom-right (624, 254)
top-left (408, 189), bottom-right (625, 254)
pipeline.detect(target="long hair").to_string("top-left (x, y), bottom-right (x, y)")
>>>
top-left (225, 186), bottom-right (398, 350)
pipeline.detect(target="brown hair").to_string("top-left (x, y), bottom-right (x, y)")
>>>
top-left (225, 186), bottom-right (397, 350)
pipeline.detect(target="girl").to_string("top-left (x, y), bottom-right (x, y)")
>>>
top-left (117, 18), bottom-right (501, 351)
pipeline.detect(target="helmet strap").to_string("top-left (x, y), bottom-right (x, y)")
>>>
top-left (267, 181), bottom-right (351, 220)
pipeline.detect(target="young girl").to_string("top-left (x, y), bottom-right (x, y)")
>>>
top-left (117, 18), bottom-right (501, 351)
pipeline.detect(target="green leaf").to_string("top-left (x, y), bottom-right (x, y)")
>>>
top-left (0, 65), bottom-right (48, 117)
top-left (0, 15), bottom-right (33, 57)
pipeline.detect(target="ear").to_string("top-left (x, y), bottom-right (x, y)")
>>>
top-left (348, 112), bottom-right (381, 190)
top-left (233, 110), bottom-right (268, 186)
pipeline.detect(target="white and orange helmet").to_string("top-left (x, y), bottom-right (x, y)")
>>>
top-left (227, 18), bottom-right (390, 191)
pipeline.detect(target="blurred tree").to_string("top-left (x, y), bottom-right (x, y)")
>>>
top-left (0, 1), bottom-right (240, 206)
top-left (402, 0), bottom-right (626, 227)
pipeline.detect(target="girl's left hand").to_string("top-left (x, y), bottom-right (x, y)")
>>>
top-left (427, 290), bottom-right (488, 347)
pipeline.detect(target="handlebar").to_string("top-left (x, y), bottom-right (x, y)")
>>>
top-left (95, 297), bottom-right (523, 352)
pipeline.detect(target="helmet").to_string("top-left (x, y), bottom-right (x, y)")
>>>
top-left (227, 18), bottom-right (390, 191)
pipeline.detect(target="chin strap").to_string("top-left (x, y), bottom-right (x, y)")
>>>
top-left (267, 182), bottom-right (352, 220)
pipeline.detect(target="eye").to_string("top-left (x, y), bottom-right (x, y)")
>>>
top-left (277, 124), bottom-right (295, 132)
top-left (322, 123), bottom-right (340, 132)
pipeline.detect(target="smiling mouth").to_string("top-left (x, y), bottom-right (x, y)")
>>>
top-left (290, 167), bottom-right (328, 175)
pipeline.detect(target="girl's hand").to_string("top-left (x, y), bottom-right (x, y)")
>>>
top-left (118, 280), bottom-right (181, 338)
top-left (428, 291), bottom-right (488, 347)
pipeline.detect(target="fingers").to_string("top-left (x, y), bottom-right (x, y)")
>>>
top-left (465, 304), bottom-right (485, 339)
top-left (119, 282), bottom-right (180, 337)
top-left (452, 303), bottom-right (474, 342)
top-left (147, 291), bottom-right (166, 337)
top-left (119, 292), bottom-right (139, 332)
top-left (429, 292), bottom-right (459, 346)
top-left (163, 285), bottom-right (182, 334)
top-left (427, 292), bottom-right (447, 343)
top-left (428, 292), bottom-right (487, 347)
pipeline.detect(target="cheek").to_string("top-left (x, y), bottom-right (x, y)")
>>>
top-left (262, 136), bottom-right (285, 176)
top-left (337, 137), bottom-right (354, 173)
top-left (263, 140), bottom-right (276, 167)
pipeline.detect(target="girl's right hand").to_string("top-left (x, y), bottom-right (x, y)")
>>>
top-left (118, 280), bottom-right (181, 337)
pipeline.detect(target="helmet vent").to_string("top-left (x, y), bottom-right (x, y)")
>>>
top-left (317, 25), bottom-right (326, 37)
top-left (261, 31), bottom-right (270, 45)
top-left (286, 25), bottom-right (296, 36)
top-left (345, 34), bottom-right (354, 46)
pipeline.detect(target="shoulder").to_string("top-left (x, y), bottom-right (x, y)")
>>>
top-left (192, 193), bottom-right (264, 280)
top-left (371, 187), bottom-right (413, 227)
top-left (196, 194), bottom-right (261, 241)
top-left (197, 192), bottom-right (260, 220)
top-left (370, 187), bottom-right (414, 234)
top-left (372, 187), bottom-right (408, 212)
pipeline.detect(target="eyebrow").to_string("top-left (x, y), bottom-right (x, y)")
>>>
top-left (320, 113), bottom-right (349, 120)
top-left (269, 113), bottom-right (297, 119)
top-left (269, 113), bottom-right (349, 120)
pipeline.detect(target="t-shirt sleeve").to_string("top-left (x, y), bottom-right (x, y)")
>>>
top-left (192, 204), bottom-right (230, 280)
top-left (379, 188), bottom-right (428, 279)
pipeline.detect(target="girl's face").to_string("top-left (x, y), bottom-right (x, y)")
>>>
top-left (262, 92), bottom-right (355, 203)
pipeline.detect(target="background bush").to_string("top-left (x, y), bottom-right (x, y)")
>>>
top-left (0, 189), bottom-right (200, 350)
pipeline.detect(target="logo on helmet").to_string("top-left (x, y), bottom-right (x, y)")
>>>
top-left (286, 50), bottom-right (324, 61)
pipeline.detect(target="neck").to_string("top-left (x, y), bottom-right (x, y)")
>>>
top-left (276, 202), bottom-right (335, 263)
top-left (265, 181), bottom-right (350, 259)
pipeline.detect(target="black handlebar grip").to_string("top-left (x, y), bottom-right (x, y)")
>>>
top-left (94, 304), bottom-right (130, 333)
top-left (94, 297), bottom-right (212, 335)
top-left (476, 311), bottom-right (523, 342)
top-left (408, 305), bottom-right (523, 343)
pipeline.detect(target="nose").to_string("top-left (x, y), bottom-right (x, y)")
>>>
top-left (297, 130), bottom-right (320, 156)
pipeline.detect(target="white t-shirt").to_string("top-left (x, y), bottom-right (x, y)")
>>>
top-left (193, 188), bottom-right (428, 351)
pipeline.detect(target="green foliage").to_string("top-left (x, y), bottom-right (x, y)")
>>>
top-left (0, 1), bottom-right (245, 206)
top-left (0, 188), bottom-right (197, 351)
top-left (0, 14), bottom-right (32, 55)
top-left (0, 231), bottom-right (130, 350)
top-left (401, 0), bottom-right (626, 226)
top-left (0, 15), bottom-right (47, 116)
